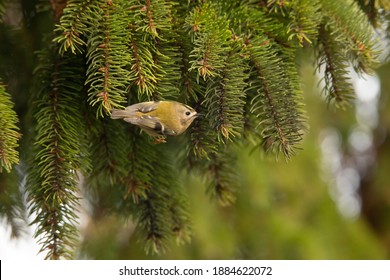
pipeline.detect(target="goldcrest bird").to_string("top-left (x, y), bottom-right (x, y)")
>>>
top-left (111, 101), bottom-right (198, 142)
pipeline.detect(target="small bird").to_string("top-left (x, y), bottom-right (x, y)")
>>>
top-left (111, 101), bottom-right (198, 142)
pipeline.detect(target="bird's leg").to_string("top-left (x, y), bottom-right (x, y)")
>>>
top-left (153, 135), bottom-right (167, 144)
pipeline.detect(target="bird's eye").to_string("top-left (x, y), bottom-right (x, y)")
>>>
top-left (185, 111), bottom-right (191, 116)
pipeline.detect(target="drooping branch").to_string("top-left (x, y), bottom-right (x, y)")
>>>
top-left (316, 23), bottom-right (354, 108)
top-left (0, 82), bottom-right (20, 173)
top-left (27, 46), bottom-right (89, 259)
top-left (85, 1), bottom-right (130, 116)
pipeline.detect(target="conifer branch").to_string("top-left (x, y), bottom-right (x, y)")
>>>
top-left (238, 5), bottom-right (292, 49)
top-left (151, 147), bottom-right (191, 246)
top-left (87, 119), bottom-right (129, 190)
top-left (144, 0), bottom-right (157, 37)
top-left (316, 23), bottom-right (354, 108)
top-left (54, 0), bottom-right (97, 54)
top-left (247, 37), bottom-right (305, 159)
top-left (144, 0), bottom-right (181, 100)
top-left (187, 112), bottom-right (220, 162)
top-left (122, 131), bottom-right (154, 204)
top-left (178, 32), bottom-right (201, 103)
top-left (132, 146), bottom-right (177, 254)
top-left (27, 46), bottom-right (89, 260)
top-left (83, 118), bottom-right (133, 220)
top-left (135, 189), bottom-right (171, 254)
top-left (186, 3), bottom-right (231, 81)
top-left (151, 36), bottom-right (181, 100)
top-left (85, 1), bottom-right (130, 116)
top-left (206, 150), bottom-right (239, 206)
top-left (125, 1), bottom-right (174, 98)
top-left (287, 0), bottom-right (321, 46)
top-left (168, 186), bottom-right (191, 245)
top-left (266, 0), bottom-right (288, 16)
top-left (0, 82), bottom-right (20, 173)
top-left (128, 36), bottom-right (157, 97)
top-left (319, 0), bottom-right (379, 74)
top-left (203, 38), bottom-right (248, 142)
top-left (119, 134), bottom-right (191, 253)
top-left (356, 0), bottom-right (378, 27)
top-left (127, 1), bottom-right (170, 97)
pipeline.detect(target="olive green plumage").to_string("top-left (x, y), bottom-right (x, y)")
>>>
top-left (111, 101), bottom-right (198, 141)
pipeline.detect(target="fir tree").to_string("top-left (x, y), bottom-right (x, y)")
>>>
top-left (0, 0), bottom-right (388, 259)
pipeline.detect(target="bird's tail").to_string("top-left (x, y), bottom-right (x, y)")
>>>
top-left (111, 109), bottom-right (131, 119)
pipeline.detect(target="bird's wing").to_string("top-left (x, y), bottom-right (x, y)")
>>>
top-left (127, 101), bottom-right (159, 113)
top-left (125, 115), bottom-right (176, 136)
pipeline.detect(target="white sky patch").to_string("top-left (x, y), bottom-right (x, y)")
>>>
top-left (353, 73), bottom-right (380, 103)
top-left (0, 219), bottom-right (44, 259)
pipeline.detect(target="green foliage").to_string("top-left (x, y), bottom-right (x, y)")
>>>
top-left (0, 0), bottom-right (386, 259)
top-left (53, 0), bottom-right (95, 54)
top-left (27, 45), bottom-right (90, 259)
top-left (85, 0), bottom-right (133, 116)
top-left (319, 0), bottom-right (379, 74)
top-left (186, 3), bottom-right (248, 142)
top-left (286, 0), bottom-right (321, 46)
top-left (315, 23), bottom-right (355, 108)
top-left (247, 37), bottom-right (306, 158)
top-left (133, 146), bottom-right (191, 254)
top-left (0, 82), bottom-right (20, 173)
top-left (85, 119), bottom-right (192, 254)
top-left (205, 148), bottom-right (241, 206)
